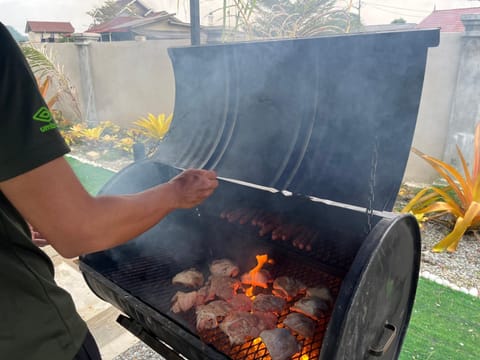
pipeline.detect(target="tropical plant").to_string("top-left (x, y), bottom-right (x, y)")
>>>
top-left (36, 76), bottom-right (60, 109)
top-left (401, 123), bottom-right (480, 252)
top-left (21, 44), bottom-right (82, 120)
top-left (132, 113), bottom-right (173, 157)
top-left (133, 113), bottom-right (173, 141)
top-left (80, 126), bottom-right (105, 142)
top-left (87, 0), bottom-right (140, 26)
top-left (251, 0), bottom-right (361, 38)
top-left (209, 0), bottom-right (361, 41)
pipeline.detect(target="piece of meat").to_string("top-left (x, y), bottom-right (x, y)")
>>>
top-left (258, 215), bottom-right (282, 236)
top-left (292, 227), bottom-right (314, 250)
top-left (207, 275), bottom-right (241, 300)
top-left (220, 311), bottom-right (276, 345)
top-left (228, 294), bottom-right (253, 312)
top-left (281, 223), bottom-right (304, 241)
top-left (252, 294), bottom-right (286, 314)
top-left (170, 291), bottom-right (198, 314)
top-left (172, 268), bottom-right (204, 288)
top-left (271, 226), bottom-right (283, 240)
top-left (195, 300), bottom-right (233, 331)
top-left (255, 311), bottom-right (278, 330)
top-left (260, 328), bottom-right (301, 360)
top-left (291, 296), bottom-right (329, 320)
top-left (195, 285), bottom-right (212, 305)
top-left (226, 208), bottom-right (246, 223)
top-left (272, 276), bottom-right (307, 301)
top-left (240, 269), bottom-right (272, 288)
top-left (209, 259), bottom-right (240, 277)
top-left (252, 211), bottom-right (272, 226)
top-left (306, 286), bottom-right (334, 306)
top-left (238, 209), bottom-right (259, 225)
top-left (283, 312), bottom-right (315, 338)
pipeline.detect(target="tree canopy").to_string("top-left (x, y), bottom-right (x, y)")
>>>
top-left (87, 0), bottom-right (140, 25)
top-left (254, 0), bottom-right (361, 38)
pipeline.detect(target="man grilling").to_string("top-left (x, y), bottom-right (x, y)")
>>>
top-left (0, 22), bottom-right (218, 360)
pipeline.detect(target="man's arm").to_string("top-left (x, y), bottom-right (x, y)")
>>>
top-left (0, 156), bottom-right (218, 258)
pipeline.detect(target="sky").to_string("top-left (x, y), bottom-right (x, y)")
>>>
top-left (1, 0), bottom-right (480, 34)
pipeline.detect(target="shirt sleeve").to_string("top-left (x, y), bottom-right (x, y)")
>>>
top-left (0, 23), bottom-right (70, 182)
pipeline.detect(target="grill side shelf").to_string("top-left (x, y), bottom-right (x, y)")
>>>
top-left (79, 261), bottom-right (228, 360)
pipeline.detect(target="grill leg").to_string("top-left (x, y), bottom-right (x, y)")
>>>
top-left (116, 314), bottom-right (184, 359)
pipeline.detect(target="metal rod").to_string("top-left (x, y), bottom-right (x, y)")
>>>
top-left (190, 0), bottom-right (201, 45)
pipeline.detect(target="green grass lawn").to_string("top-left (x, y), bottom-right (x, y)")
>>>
top-left (67, 157), bottom-right (480, 359)
top-left (66, 156), bottom-right (115, 195)
top-left (400, 278), bottom-right (479, 360)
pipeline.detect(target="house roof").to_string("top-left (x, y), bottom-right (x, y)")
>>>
top-left (87, 11), bottom-right (189, 34)
top-left (417, 7), bottom-right (480, 32)
top-left (25, 21), bottom-right (74, 34)
top-left (88, 16), bottom-right (140, 33)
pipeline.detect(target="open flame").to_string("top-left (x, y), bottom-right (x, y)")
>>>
top-left (243, 254), bottom-right (271, 297)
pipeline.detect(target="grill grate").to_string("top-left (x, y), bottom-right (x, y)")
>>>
top-left (100, 249), bottom-right (343, 359)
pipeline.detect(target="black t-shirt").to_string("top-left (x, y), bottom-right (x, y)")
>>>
top-left (0, 23), bottom-right (88, 359)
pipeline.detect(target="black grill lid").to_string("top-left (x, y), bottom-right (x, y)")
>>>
top-left (155, 29), bottom-right (439, 211)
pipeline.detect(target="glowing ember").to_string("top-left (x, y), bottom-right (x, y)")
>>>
top-left (300, 355), bottom-right (309, 360)
top-left (252, 337), bottom-right (262, 345)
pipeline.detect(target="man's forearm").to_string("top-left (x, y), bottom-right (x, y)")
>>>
top-left (0, 157), bottom-right (217, 258)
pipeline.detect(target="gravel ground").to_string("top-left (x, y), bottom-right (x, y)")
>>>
top-left (114, 343), bottom-right (164, 360)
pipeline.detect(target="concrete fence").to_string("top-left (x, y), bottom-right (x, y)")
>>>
top-left (41, 20), bottom-right (480, 184)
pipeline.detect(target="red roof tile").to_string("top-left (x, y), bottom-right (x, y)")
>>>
top-left (25, 21), bottom-right (74, 33)
top-left (417, 7), bottom-right (480, 32)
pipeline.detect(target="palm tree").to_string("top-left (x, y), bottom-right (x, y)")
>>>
top-left (252, 0), bottom-right (361, 38)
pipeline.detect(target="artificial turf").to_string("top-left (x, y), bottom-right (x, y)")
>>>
top-left (400, 278), bottom-right (479, 360)
top-left (66, 156), bottom-right (115, 195)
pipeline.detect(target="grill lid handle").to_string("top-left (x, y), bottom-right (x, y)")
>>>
top-left (368, 322), bottom-right (397, 357)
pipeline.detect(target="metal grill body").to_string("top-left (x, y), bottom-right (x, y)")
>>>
top-left (80, 29), bottom-right (439, 359)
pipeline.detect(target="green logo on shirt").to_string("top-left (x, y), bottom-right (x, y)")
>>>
top-left (33, 106), bottom-right (57, 132)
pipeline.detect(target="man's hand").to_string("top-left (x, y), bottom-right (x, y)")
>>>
top-left (168, 169), bottom-right (218, 208)
top-left (28, 223), bottom-right (49, 247)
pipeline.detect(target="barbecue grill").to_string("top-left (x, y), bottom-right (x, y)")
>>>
top-left (79, 29), bottom-right (440, 360)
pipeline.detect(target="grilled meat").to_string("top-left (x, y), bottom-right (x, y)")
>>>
top-left (207, 275), bottom-right (241, 301)
top-left (283, 312), bottom-right (316, 338)
top-left (209, 258), bottom-right (240, 277)
top-left (260, 328), bottom-right (301, 360)
top-left (228, 294), bottom-right (253, 312)
top-left (306, 285), bottom-right (334, 306)
top-left (238, 209), bottom-right (260, 225)
top-left (220, 311), bottom-right (276, 345)
top-left (196, 300), bottom-right (233, 331)
top-left (272, 276), bottom-right (307, 301)
top-left (170, 291), bottom-right (198, 314)
top-left (255, 311), bottom-right (278, 330)
top-left (252, 294), bottom-right (286, 314)
top-left (172, 268), bottom-right (204, 288)
top-left (291, 296), bottom-right (329, 320)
